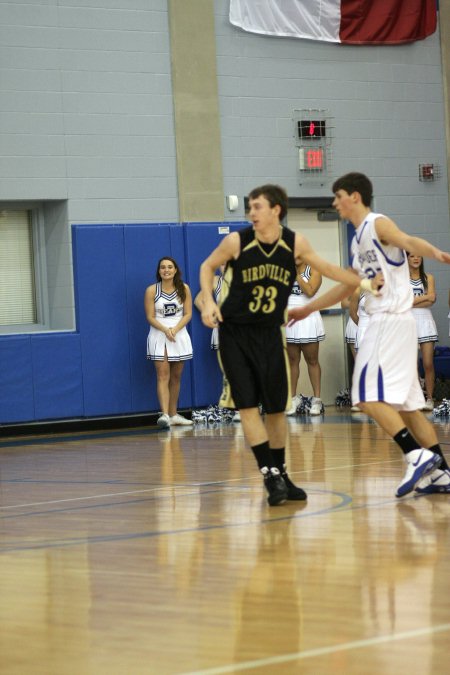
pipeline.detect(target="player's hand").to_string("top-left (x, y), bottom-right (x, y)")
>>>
top-left (436, 250), bottom-right (450, 264)
top-left (201, 299), bottom-right (223, 328)
top-left (360, 272), bottom-right (384, 296)
top-left (287, 306), bottom-right (311, 326)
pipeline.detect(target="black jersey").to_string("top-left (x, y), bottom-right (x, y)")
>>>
top-left (219, 225), bottom-right (297, 325)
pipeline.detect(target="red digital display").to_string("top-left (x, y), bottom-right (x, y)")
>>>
top-left (299, 147), bottom-right (324, 171)
top-left (306, 148), bottom-right (323, 169)
top-left (298, 120), bottom-right (326, 139)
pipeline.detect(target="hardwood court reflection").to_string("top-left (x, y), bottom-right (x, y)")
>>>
top-left (0, 412), bottom-right (449, 674)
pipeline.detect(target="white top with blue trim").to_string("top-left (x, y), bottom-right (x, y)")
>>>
top-left (350, 211), bottom-right (413, 315)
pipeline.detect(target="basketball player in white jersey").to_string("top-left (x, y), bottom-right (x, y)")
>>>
top-left (288, 172), bottom-right (450, 497)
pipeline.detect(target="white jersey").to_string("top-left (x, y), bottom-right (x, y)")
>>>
top-left (350, 212), bottom-right (413, 315)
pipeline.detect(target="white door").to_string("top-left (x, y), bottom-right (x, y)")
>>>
top-left (287, 210), bottom-right (349, 405)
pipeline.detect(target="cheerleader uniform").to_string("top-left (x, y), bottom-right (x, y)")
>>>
top-left (147, 282), bottom-right (193, 361)
top-left (410, 278), bottom-right (438, 343)
top-left (286, 266), bottom-right (325, 344)
top-left (355, 293), bottom-right (370, 351)
top-left (345, 316), bottom-right (357, 346)
top-left (211, 275), bottom-right (223, 350)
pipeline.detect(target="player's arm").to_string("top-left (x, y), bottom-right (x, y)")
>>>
top-left (375, 216), bottom-right (450, 264)
top-left (294, 233), bottom-right (360, 288)
top-left (288, 282), bottom-right (358, 325)
top-left (199, 233), bottom-right (239, 328)
top-left (195, 274), bottom-right (220, 311)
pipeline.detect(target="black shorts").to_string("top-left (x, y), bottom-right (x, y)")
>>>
top-left (218, 322), bottom-right (290, 414)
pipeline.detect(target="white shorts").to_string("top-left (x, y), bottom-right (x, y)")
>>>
top-left (352, 311), bottom-right (425, 411)
top-left (345, 317), bottom-right (357, 344)
top-left (147, 320), bottom-right (193, 362)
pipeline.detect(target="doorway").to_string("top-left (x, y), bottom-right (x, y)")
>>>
top-left (287, 209), bottom-right (350, 404)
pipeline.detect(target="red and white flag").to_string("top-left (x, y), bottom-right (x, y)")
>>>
top-left (229, 0), bottom-right (437, 45)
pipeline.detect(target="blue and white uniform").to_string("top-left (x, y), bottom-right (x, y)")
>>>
top-left (350, 212), bottom-right (424, 410)
top-left (286, 266), bottom-right (325, 344)
top-left (147, 282), bottom-right (193, 361)
top-left (410, 278), bottom-right (438, 343)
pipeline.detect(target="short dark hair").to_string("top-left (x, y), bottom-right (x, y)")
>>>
top-left (332, 172), bottom-right (373, 207)
top-left (248, 184), bottom-right (288, 221)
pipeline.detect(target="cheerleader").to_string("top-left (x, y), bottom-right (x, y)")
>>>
top-left (347, 290), bottom-right (370, 412)
top-left (350, 290), bottom-right (370, 353)
top-left (145, 256), bottom-right (193, 428)
top-left (341, 295), bottom-right (357, 360)
top-left (408, 253), bottom-right (438, 411)
top-left (194, 268), bottom-right (241, 421)
top-left (195, 266), bottom-right (226, 349)
top-left (286, 263), bottom-right (325, 416)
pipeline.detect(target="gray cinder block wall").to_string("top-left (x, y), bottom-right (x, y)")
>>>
top-left (0, 0), bottom-right (449, 342)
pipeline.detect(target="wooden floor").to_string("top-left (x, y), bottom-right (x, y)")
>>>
top-left (1, 409), bottom-right (449, 675)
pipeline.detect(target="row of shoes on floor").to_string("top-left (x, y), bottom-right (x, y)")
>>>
top-left (286, 394), bottom-right (323, 417)
top-left (157, 410), bottom-right (241, 428)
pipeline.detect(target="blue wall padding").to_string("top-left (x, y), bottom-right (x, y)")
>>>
top-left (184, 221), bottom-right (248, 407)
top-left (73, 225), bottom-right (133, 416)
top-left (31, 333), bottom-right (84, 420)
top-left (123, 223), bottom-right (192, 412)
top-left (0, 221), bottom-right (248, 424)
top-left (0, 336), bottom-right (34, 423)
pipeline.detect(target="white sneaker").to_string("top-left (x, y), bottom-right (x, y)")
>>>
top-left (351, 405), bottom-right (361, 412)
top-left (169, 413), bottom-right (193, 426)
top-left (309, 397), bottom-right (323, 416)
top-left (286, 395), bottom-right (299, 416)
top-left (415, 468), bottom-right (450, 494)
top-left (423, 398), bottom-right (434, 411)
top-left (233, 410), bottom-right (241, 422)
top-left (157, 413), bottom-right (170, 429)
top-left (396, 448), bottom-right (441, 498)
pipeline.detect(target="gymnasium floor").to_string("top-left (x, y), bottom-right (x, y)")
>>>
top-left (1, 409), bottom-right (449, 675)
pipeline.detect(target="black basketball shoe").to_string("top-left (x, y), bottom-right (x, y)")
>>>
top-left (262, 467), bottom-right (288, 506)
top-left (282, 471), bottom-right (307, 501)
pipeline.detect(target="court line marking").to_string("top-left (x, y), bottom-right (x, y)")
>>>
top-left (0, 490), bottom-right (352, 553)
top-left (180, 623), bottom-right (450, 675)
top-left (0, 457), bottom-right (401, 511)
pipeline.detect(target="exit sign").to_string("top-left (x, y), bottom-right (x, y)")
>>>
top-left (299, 147), bottom-right (324, 171)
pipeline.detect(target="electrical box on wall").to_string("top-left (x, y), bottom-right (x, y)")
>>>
top-left (293, 109), bottom-right (333, 187)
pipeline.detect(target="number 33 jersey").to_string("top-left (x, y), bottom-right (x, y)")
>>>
top-left (219, 225), bottom-right (297, 325)
top-left (350, 211), bottom-right (413, 316)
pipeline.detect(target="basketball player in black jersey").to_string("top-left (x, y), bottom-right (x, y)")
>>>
top-left (200, 184), bottom-right (360, 506)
